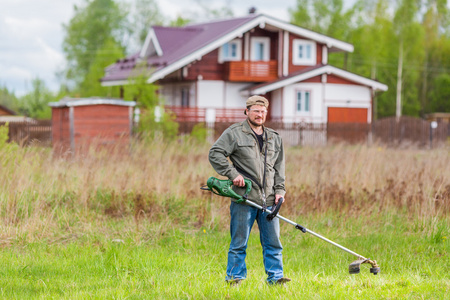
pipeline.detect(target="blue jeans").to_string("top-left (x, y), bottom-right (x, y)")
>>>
top-left (226, 201), bottom-right (284, 283)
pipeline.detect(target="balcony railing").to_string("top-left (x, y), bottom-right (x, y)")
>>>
top-left (224, 60), bottom-right (278, 82)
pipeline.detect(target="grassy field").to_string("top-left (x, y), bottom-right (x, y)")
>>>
top-left (0, 131), bottom-right (449, 299)
top-left (0, 214), bottom-right (448, 299)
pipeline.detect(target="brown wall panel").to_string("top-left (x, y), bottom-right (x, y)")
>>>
top-left (327, 75), bottom-right (359, 85)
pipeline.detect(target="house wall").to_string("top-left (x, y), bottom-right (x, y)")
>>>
top-left (270, 89), bottom-right (283, 119)
top-left (279, 82), bottom-right (324, 123)
top-left (272, 82), bottom-right (372, 123)
top-left (160, 82), bottom-right (196, 106)
top-left (324, 84), bottom-right (372, 123)
top-left (248, 27), bottom-right (279, 61)
top-left (196, 80), bottom-right (248, 109)
top-left (185, 49), bottom-right (224, 81)
top-left (288, 32), bottom-right (324, 73)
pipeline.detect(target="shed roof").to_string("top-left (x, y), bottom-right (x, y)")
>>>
top-left (48, 97), bottom-right (136, 108)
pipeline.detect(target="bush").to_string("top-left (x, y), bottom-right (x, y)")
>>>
top-left (190, 123), bottom-right (208, 143)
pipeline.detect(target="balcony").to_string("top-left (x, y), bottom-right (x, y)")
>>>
top-left (224, 60), bottom-right (278, 82)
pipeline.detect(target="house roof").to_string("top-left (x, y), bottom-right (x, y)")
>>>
top-left (247, 65), bottom-right (388, 94)
top-left (48, 97), bottom-right (136, 108)
top-left (0, 104), bottom-right (17, 116)
top-left (102, 14), bottom-right (354, 86)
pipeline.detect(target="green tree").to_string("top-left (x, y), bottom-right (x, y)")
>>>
top-left (420, 0), bottom-right (450, 114)
top-left (290, 0), bottom-right (354, 40)
top-left (0, 85), bottom-right (20, 112)
top-left (62, 0), bottom-right (129, 87)
top-left (123, 65), bottom-right (178, 140)
top-left (78, 38), bottom-right (125, 97)
top-left (131, 0), bottom-right (164, 45)
top-left (429, 73), bottom-right (450, 112)
top-left (289, 0), bottom-right (313, 30)
top-left (289, 0), bottom-right (356, 68)
top-left (349, 0), bottom-right (397, 118)
top-left (392, 0), bottom-right (424, 117)
top-left (19, 78), bottom-right (54, 120)
top-left (169, 15), bottom-right (191, 27)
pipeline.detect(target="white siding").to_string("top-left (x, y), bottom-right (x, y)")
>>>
top-left (324, 84), bottom-right (371, 106)
top-left (270, 89), bottom-right (283, 119)
top-left (197, 81), bottom-right (224, 108)
top-left (197, 80), bottom-right (248, 108)
top-left (160, 82), bottom-right (195, 106)
top-left (282, 83), bottom-right (324, 123)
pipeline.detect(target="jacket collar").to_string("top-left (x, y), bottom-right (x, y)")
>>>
top-left (242, 119), bottom-right (265, 135)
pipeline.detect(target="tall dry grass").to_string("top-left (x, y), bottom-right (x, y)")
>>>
top-left (0, 136), bottom-right (449, 243)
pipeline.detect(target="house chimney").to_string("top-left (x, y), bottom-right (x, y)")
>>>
top-left (249, 7), bottom-right (257, 14)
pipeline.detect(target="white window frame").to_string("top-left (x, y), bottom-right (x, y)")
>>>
top-left (295, 90), bottom-right (312, 114)
top-left (250, 37), bottom-right (270, 61)
top-left (219, 39), bottom-right (242, 62)
top-left (292, 39), bottom-right (316, 66)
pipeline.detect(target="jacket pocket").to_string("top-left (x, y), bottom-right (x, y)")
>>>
top-left (237, 138), bottom-right (257, 160)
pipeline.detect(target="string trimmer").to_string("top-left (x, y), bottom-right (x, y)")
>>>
top-left (201, 177), bottom-right (380, 275)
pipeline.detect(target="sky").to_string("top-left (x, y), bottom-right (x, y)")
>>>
top-left (0, 0), bottom-right (331, 97)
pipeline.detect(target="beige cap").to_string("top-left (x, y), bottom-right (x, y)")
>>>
top-left (246, 95), bottom-right (269, 109)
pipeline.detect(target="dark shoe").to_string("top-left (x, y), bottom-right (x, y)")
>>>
top-left (226, 278), bottom-right (243, 286)
top-left (275, 277), bottom-right (292, 285)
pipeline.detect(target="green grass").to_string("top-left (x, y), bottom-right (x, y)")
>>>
top-left (1, 213), bottom-right (448, 299)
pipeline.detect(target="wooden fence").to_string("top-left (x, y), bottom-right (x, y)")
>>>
top-left (1, 117), bottom-right (448, 148)
top-left (0, 120), bottom-right (52, 146)
top-left (180, 116), bottom-right (449, 148)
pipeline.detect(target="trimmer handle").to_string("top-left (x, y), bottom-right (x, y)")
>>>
top-left (266, 197), bottom-right (284, 221)
top-left (203, 177), bottom-right (252, 203)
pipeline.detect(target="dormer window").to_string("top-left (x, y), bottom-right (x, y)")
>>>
top-left (219, 39), bottom-right (242, 62)
top-left (292, 39), bottom-right (316, 65)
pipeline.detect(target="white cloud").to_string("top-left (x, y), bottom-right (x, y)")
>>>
top-left (2, 65), bottom-right (33, 80)
top-left (0, 0), bottom-right (82, 95)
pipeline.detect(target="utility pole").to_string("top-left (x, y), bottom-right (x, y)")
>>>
top-left (396, 40), bottom-right (403, 121)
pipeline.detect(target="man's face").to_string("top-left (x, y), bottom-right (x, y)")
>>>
top-left (246, 105), bottom-right (267, 127)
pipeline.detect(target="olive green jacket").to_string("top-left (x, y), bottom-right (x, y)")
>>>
top-left (208, 120), bottom-right (286, 206)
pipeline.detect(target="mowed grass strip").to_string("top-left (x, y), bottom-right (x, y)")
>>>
top-left (0, 214), bottom-right (448, 299)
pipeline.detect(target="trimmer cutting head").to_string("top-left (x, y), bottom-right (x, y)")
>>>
top-left (349, 259), bottom-right (380, 275)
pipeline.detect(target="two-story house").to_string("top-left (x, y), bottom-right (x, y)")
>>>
top-left (101, 13), bottom-right (388, 124)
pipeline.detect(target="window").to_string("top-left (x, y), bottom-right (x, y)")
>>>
top-left (181, 88), bottom-right (190, 107)
top-left (219, 39), bottom-right (242, 62)
top-left (296, 91), bottom-right (311, 113)
top-left (251, 37), bottom-right (270, 61)
top-left (292, 39), bottom-right (316, 65)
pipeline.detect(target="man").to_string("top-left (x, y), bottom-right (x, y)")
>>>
top-left (208, 95), bottom-right (290, 285)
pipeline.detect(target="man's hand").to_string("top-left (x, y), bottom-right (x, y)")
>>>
top-left (233, 175), bottom-right (245, 187)
top-left (275, 194), bottom-right (284, 204)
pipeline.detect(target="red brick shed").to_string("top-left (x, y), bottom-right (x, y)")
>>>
top-left (49, 97), bottom-right (136, 154)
